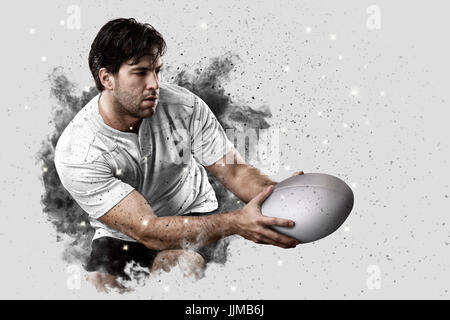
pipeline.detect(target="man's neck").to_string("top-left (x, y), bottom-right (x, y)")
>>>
top-left (98, 92), bottom-right (142, 133)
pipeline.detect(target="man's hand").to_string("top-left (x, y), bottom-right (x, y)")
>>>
top-left (292, 170), bottom-right (304, 176)
top-left (231, 185), bottom-right (300, 249)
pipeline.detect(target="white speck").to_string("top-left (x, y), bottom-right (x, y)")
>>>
top-left (83, 86), bottom-right (90, 92)
top-left (280, 195), bottom-right (285, 200)
top-left (277, 260), bottom-right (283, 266)
top-left (184, 218), bottom-right (189, 224)
top-left (329, 34), bottom-right (337, 41)
top-left (344, 225), bottom-right (350, 232)
top-left (43, 167), bottom-right (48, 172)
top-left (305, 27), bottom-right (312, 33)
top-left (24, 105), bottom-right (29, 110)
top-left (350, 88), bottom-right (359, 97)
top-left (199, 21), bottom-right (208, 29)
top-left (317, 111), bottom-right (323, 117)
top-left (163, 285), bottom-right (169, 292)
top-left (122, 245), bottom-right (128, 251)
top-left (284, 65), bottom-right (290, 72)
top-left (29, 28), bottom-right (36, 34)
top-left (351, 182), bottom-right (357, 189)
top-left (284, 165), bottom-right (291, 171)
top-left (80, 221), bottom-right (86, 227)
top-left (322, 139), bottom-right (328, 145)
top-left (338, 55), bottom-right (343, 60)
top-left (142, 220), bottom-right (148, 226)
top-left (230, 286), bottom-right (237, 292)
top-left (280, 127), bottom-right (286, 133)
top-left (129, 126), bottom-right (133, 130)
top-left (379, 91), bottom-right (385, 97)
top-left (320, 75), bottom-right (326, 80)
top-left (60, 20), bottom-right (65, 25)
top-left (343, 123), bottom-right (348, 128)
top-left (116, 168), bottom-right (122, 176)
top-left (41, 56), bottom-right (47, 62)
top-left (236, 200), bottom-right (241, 204)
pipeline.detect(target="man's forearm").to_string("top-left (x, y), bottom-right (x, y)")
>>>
top-left (225, 165), bottom-right (277, 203)
top-left (138, 211), bottom-right (238, 251)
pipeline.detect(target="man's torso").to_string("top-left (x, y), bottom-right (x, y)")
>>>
top-left (55, 83), bottom-right (223, 241)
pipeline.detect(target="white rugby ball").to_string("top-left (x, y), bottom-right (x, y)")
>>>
top-left (261, 173), bottom-right (354, 243)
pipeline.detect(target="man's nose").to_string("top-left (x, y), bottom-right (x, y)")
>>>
top-left (146, 71), bottom-right (160, 91)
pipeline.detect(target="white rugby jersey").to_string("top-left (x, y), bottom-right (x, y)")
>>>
top-left (54, 82), bottom-right (234, 242)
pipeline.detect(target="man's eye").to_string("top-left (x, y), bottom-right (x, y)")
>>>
top-left (136, 72), bottom-right (146, 75)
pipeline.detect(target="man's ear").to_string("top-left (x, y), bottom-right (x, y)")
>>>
top-left (99, 68), bottom-right (115, 90)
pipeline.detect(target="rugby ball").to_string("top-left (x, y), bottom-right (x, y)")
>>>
top-left (261, 173), bottom-right (354, 243)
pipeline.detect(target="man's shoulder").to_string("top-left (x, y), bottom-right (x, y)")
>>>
top-left (55, 98), bottom-right (109, 165)
top-left (159, 82), bottom-right (197, 108)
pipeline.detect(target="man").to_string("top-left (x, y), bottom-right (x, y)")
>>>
top-left (54, 18), bottom-right (302, 290)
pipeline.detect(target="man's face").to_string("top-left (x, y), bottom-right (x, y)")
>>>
top-left (112, 50), bottom-right (163, 118)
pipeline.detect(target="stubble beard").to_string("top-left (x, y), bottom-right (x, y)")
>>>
top-left (113, 83), bottom-right (152, 119)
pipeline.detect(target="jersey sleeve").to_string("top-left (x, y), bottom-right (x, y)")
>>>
top-left (54, 155), bottom-right (135, 220)
top-left (189, 95), bottom-right (235, 166)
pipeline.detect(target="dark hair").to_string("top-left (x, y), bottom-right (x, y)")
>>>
top-left (88, 18), bottom-right (167, 91)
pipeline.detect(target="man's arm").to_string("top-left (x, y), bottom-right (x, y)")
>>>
top-left (98, 188), bottom-right (299, 251)
top-left (98, 190), bottom-right (235, 251)
top-left (206, 148), bottom-right (277, 203)
top-left (56, 148), bottom-right (299, 252)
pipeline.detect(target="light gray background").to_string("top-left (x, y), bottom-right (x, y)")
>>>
top-left (1, 0), bottom-right (449, 299)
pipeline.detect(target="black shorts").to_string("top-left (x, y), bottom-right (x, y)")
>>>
top-left (84, 211), bottom-right (227, 280)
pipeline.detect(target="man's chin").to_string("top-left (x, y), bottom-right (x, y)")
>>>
top-left (139, 109), bottom-right (155, 118)
top-left (141, 101), bottom-right (158, 116)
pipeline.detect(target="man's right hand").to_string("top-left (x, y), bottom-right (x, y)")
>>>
top-left (231, 185), bottom-right (300, 249)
